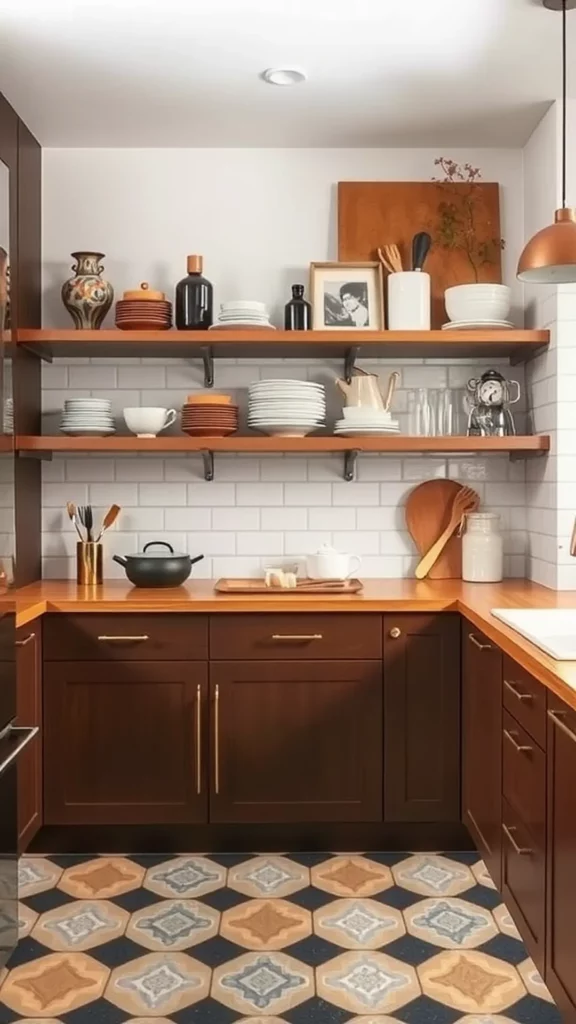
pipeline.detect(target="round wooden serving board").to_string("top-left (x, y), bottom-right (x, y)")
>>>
top-left (405, 478), bottom-right (476, 579)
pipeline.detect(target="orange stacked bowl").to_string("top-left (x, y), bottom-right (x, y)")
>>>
top-left (181, 394), bottom-right (238, 437)
top-left (115, 282), bottom-right (172, 330)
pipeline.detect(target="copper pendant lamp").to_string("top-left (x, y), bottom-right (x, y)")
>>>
top-left (517, 0), bottom-right (576, 282)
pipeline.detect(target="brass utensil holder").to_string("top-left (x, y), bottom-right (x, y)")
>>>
top-left (77, 542), bottom-right (103, 585)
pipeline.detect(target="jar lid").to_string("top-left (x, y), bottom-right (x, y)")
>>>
top-left (122, 282), bottom-right (166, 301)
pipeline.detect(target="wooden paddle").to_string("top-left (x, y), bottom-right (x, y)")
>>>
top-left (414, 485), bottom-right (480, 580)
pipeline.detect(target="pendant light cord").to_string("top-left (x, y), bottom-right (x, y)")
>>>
top-left (563, 0), bottom-right (567, 208)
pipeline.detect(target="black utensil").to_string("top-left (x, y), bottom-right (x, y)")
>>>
top-left (412, 232), bottom-right (432, 272)
top-left (84, 505), bottom-right (93, 542)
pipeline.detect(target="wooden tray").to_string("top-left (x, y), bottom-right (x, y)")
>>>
top-left (215, 578), bottom-right (364, 594)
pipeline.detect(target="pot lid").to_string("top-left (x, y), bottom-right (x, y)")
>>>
top-left (122, 282), bottom-right (166, 302)
top-left (125, 542), bottom-right (188, 559)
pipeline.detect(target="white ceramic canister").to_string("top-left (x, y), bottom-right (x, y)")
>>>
top-left (462, 512), bottom-right (503, 583)
top-left (387, 271), bottom-right (431, 330)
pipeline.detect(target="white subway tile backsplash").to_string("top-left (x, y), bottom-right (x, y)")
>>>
top-left (357, 506), bottom-right (402, 531)
top-left (261, 507), bottom-right (307, 531)
top-left (284, 483), bottom-right (331, 506)
top-left (237, 482), bottom-right (283, 506)
top-left (213, 508), bottom-right (259, 531)
top-left (44, 482), bottom-right (88, 506)
top-left (122, 507), bottom-right (166, 531)
top-left (117, 458), bottom-right (165, 481)
top-left (188, 532), bottom-right (236, 555)
top-left (332, 483), bottom-right (379, 506)
top-left (118, 365), bottom-right (166, 388)
top-left (42, 364), bottom-right (69, 389)
top-left (260, 458), bottom-right (307, 481)
top-left (284, 532), bottom-right (330, 555)
top-left (308, 507), bottom-right (355, 531)
top-left (187, 483), bottom-right (235, 506)
top-left (139, 482), bottom-right (186, 506)
top-left (69, 366), bottom-right (117, 389)
top-left (90, 483), bottom-right (139, 506)
top-left (237, 532), bottom-right (283, 555)
top-left (333, 531), bottom-right (379, 554)
top-left (380, 531), bottom-right (414, 556)
top-left (67, 459), bottom-right (116, 482)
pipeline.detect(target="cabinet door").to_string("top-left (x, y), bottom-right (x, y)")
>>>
top-left (44, 661), bottom-right (207, 825)
top-left (210, 660), bottom-right (382, 824)
top-left (383, 614), bottom-right (460, 822)
top-left (462, 626), bottom-right (503, 888)
top-left (546, 696), bottom-right (576, 1018)
top-left (16, 626), bottom-right (42, 850)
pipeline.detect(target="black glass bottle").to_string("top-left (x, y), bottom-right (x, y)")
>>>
top-left (285, 284), bottom-right (311, 330)
top-left (175, 255), bottom-right (213, 330)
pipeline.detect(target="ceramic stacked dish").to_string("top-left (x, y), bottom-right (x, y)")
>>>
top-left (115, 282), bottom-right (172, 331)
top-left (210, 300), bottom-right (275, 330)
top-left (335, 406), bottom-right (400, 435)
top-left (442, 284), bottom-right (514, 329)
top-left (248, 380), bottom-right (326, 437)
top-left (181, 394), bottom-right (238, 437)
top-left (60, 398), bottom-right (115, 436)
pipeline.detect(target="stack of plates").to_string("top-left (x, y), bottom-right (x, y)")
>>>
top-left (115, 284), bottom-right (172, 331)
top-left (210, 300), bottom-right (275, 330)
top-left (248, 380), bottom-right (326, 437)
top-left (181, 396), bottom-right (238, 437)
top-left (60, 398), bottom-right (116, 436)
top-left (442, 319), bottom-right (514, 330)
top-left (335, 407), bottom-right (400, 435)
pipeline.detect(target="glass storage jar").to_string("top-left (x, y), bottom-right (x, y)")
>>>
top-left (462, 512), bottom-right (503, 583)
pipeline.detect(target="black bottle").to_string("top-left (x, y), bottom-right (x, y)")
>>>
top-left (175, 255), bottom-right (213, 329)
top-left (285, 284), bottom-right (311, 330)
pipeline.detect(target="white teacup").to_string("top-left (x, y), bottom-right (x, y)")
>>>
top-left (123, 407), bottom-right (177, 438)
top-left (306, 551), bottom-right (361, 581)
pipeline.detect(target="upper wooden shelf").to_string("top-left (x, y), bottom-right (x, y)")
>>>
top-left (15, 328), bottom-right (550, 365)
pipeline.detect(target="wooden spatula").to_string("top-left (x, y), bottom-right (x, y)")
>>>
top-left (414, 486), bottom-right (479, 580)
top-left (95, 504), bottom-right (121, 542)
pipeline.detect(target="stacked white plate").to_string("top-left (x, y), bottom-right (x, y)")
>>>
top-left (248, 380), bottom-right (326, 437)
top-left (210, 300), bottom-right (275, 330)
top-left (335, 406), bottom-right (400, 435)
top-left (60, 398), bottom-right (116, 436)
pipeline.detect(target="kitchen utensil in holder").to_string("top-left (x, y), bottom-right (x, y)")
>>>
top-left (77, 542), bottom-right (103, 585)
top-left (387, 271), bottom-right (431, 329)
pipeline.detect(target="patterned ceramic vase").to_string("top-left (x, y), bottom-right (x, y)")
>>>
top-left (61, 252), bottom-right (114, 329)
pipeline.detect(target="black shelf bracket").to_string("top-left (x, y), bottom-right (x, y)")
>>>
top-left (344, 449), bottom-right (359, 482)
top-left (344, 346), bottom-right (360, 384)
top-left (17, 449), bottom-right (52, 461)
top-left (20, 343), bottom-right (52, 363)
top-left (201, 345), bottom-right (214, 388)
top-left (201, 450), bottom-right (214, 481)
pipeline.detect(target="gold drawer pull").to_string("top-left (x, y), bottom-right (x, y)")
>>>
top-left (468, 633), bottom-right (492, 650)
top-left (15, 632), bottom-right (35, 647)
top-left (503, 728), bottom-right (533, 754)
top-left (271, 634), bottom-right (323, 641)
top-left (504, 679), bottom-right (533, 702)
top-left (548, 708), bottom-right (576, 744)
top-left (502, 823), bottom-right (532, 856)
top-left (97, 635), bottom-right (149, 642)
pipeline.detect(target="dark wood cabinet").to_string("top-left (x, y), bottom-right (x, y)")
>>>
top-left (462, 626), bottom-right (503, 888)
top-left (209, 660), bottom-right (383, 824)
top-left (16, 625), bottom-right (42, 850)
top-left (383, 614), bottom-right (460, 822)
top-left (546, 695), bottom-right (576, 1020)
top-left (43, 660), bottom-right (208, 825)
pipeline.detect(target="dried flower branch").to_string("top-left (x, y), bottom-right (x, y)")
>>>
top-left (432, 157), bottom-right (505, 282)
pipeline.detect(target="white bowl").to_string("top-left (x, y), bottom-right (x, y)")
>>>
top-left (123, 407), bottom-right (175, 437)
top-left (444, 284), bottom-right (511, 323)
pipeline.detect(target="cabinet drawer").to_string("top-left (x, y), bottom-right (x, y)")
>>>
top-left (210, 614), bottom-right (382, 660)
top-left (502, 710), bottom-right (546, 851)
top-left (43, 614), bottom-right (208, 661)
top-left (501, 798), bottom-right (545, 970)
top-left (503, 656), bottom-right (546, 748)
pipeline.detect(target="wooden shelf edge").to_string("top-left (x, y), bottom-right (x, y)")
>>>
top-left (15, 327), bottom-right (551, 345)
top-left (16, 435), bottom-right (550, 454)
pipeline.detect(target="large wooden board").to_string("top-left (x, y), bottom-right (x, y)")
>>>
top-left (338, 181), bottom-right (502, 329)
top-left (405, 479), bottom-right (479, 580)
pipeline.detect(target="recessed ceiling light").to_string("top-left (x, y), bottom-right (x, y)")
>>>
top-left (261, 68), bottom-right (307, 87)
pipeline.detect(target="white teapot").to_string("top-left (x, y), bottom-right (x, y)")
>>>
top-left (305, 543), bottom-right (361, 581)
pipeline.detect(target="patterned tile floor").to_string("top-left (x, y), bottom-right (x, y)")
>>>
top-left (0, 852), bottom-right (561, 1023)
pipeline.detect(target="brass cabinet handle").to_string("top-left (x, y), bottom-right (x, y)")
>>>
top-left (468, 633), bottom-right (492, 650)
top-left (503, 728), bottom-right (533, 754)
top-left (97, 635), bottom-right (149, 642)
top-left (548, 708), bottom-right (576, 744)
top-left (389, 627), bottom-right (402, 639)
top-left (15, 632), bottom-right (35, 647)
top-left (502, 823), bottom-right (532, 856)
top-left (271, 634), bottom-right (323, 641)
top-left (195, 683), bottom-right (201, 796)
top-left (504, 679), bottom-right (533, 702)
top-left (214, 683), bottom-right (220, 796)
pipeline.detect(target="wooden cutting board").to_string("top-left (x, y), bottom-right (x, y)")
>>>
top-left (338, 181), bottom-right (502, 329)
top-left (405, 479), bottom-right (479, 579)
top-left (215, 578), bottom-right (364, 594)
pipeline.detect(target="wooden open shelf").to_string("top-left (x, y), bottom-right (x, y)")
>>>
top-left (16, 328), bottom-right (550, 365)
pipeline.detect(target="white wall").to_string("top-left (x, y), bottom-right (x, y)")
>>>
top-left (41, 146), bottom-right (528, 580)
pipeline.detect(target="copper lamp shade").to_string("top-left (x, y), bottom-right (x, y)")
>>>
top-left (517, 208), bottom-right (576, 282)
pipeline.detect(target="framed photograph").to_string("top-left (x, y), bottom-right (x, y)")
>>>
top-left (309, 261), bottom-right (384, 331)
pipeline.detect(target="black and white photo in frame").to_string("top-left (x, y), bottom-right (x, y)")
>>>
top-left (310, 262), bottom-right (384, 331)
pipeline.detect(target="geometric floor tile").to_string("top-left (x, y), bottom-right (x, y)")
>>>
top-left (313, 898), bottom-right (405, 949)
top-left (1, 853), bottom-right (559, 1024)
top-left (316, 949), bottom-right (420, 1014)
top-left (221, 900), bottom-right (311, 951)
top-left (212, 950), bottom-right (314, 1015)
top-left (404, 898), bottom-right (498, 949)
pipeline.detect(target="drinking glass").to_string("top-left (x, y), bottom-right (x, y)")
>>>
top-left (435, 388), bottom-right (468, 435)
top-left (407, 388), bottom-right (434, 436)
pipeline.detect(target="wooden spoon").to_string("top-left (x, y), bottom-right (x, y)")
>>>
top-left (95, 504), bottom-right (121, 542)
top-left (414, 486), bottom-right (480, 580)
top-left (66, 501), bottom-right (84, 541)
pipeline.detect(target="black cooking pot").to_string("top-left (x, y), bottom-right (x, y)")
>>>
top-left (113, 541), bottom-right (204, 587)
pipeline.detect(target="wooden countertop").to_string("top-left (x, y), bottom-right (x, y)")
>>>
top-left (9, 577), bottom-right (576, 711)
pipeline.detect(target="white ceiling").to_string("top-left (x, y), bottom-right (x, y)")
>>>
top-left (0, 0), bottom-right (573, 147)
